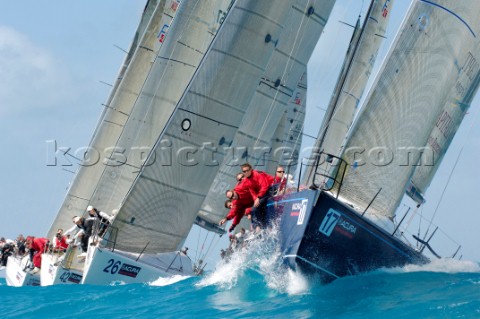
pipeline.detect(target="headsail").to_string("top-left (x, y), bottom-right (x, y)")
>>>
top-left (407, 47), bottom-right (480, 204)
top-left (339, 0), bottom-right (480, 219)
top-left (47, 1), bottom-right (179, 238)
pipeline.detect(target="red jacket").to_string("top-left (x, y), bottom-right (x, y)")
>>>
top-left (30, 237), bottom-right (49, 253)
top-left (30, 237), bottom-right (49, 268)
top-left (242, 170), bottom-right (274, 200)
top-left (55, 236), bottom-right (69, 250)
top-left (272, 175), bottom-right (287, 193)
top-left (226, 180), bottom-right (254, 225)
top-left (233, 178), bottom-right (254, 207)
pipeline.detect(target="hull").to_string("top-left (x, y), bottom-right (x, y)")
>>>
top-left (0, 266), bottom-right (5, 278)
top-left (40, 251), bottom-right (84, 286)
top-left (271, 190), bottom-right (428, 283)
top-left (81, 246), bottom-right (194, 285)
top-left (5, 256), bottom-right (40, 286)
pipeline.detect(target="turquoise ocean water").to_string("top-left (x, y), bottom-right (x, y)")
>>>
top-left (1, 257), bottom-right (479, 319)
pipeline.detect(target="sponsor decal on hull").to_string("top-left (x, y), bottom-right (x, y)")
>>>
top-left (319, 208), bottom-right (357, 238)
top-left (118, 263), bottom-right (141, 278)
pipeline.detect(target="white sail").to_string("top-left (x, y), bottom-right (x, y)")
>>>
top-left (265, 69), bottom-right (308, 176)
top-left (46, 0), bottom-right (180, 239)
top-left (407, 48), bottom-right (480, 203)
top-left (197, 0), bottom-right (336, 228)
top-left (339, 0), bottom-right (480, 219)
top-left (78, 0), bottom-right (234, 223)
top-left (106, 0), bottom-right (303, 254)
top-left (308, 0), bottom-right (394, 186)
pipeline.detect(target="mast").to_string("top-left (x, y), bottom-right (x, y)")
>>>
top-left (305, 0), bottom-right (394, 187)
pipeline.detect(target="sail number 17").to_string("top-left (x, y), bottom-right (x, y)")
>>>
top-left (319, 209), bottom-right (341, 237)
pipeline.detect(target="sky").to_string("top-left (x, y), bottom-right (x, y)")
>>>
top-left (0, 0), bottom-right (479, 271)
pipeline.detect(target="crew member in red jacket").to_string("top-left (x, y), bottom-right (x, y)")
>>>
top-left (271, 166), bottom-right (287, 195)
top-left (239, 163), bottom-right (274, 232)
top-left (25, 236), bottom-right (49, 272)
top-left (54, 229), bottom-right (69, 252)
top-left (219, 176), bottom-right (254, 232)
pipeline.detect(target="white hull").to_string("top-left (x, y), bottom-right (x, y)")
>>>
top-left (5, 256), bottom-right (40, 287)
top-left (40, 251), bottom-right (84, 286)
top-left (81, 246), bottom-right (194, 285)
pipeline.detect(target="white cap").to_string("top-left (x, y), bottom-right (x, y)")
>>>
top-left (87, 205), bottom-right (94, 211)
top-left (73, 216), bottom-right (81, 224)
top-left (111, 209), bottom-right (119, 216)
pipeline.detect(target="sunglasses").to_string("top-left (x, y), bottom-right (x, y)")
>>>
top-left (277, 171), bottom-right (284, 173)
top-left (242, 169), bottom-right (250, 173)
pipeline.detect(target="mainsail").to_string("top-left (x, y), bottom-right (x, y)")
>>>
top-left (196, 0), bottom-right (336, 229)
top-left (339, 0), bottom-right (480, 219)
top-left (307, 0), bottom-right (394, 186)
top-left (47, 0), bottom-right (179, 238)
top-left (106, 0), bottom-right (304, 254)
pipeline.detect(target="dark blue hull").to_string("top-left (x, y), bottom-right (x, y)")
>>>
top-left (268, 190), bottom-right (428, 283)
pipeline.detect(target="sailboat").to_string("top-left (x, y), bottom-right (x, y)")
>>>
top-left (5, 255), bottom-right (40, 286)
top-left (37, 0), bottom-right (183, 286)
top-left (268, 0), bottom-right (480, 283)
top-left (78, 0), bottom-right (327, 285)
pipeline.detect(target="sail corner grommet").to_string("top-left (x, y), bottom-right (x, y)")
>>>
top-left (265, 34), bottom-right (272, 43)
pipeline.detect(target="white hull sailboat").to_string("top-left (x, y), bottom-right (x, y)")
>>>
top-left (5, 255), bottom-right (40, 287)
top-left (81, 247), bottom-right (192, 285)
top-left (40, 248), bottom-right (85, 286)
top-left (40, 0), bottom-right (183, 286)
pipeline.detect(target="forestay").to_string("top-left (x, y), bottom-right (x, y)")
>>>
top-left (339, 0), bottom-right (480, 219)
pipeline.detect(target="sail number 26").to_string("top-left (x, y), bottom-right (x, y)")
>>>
top-left (319, 209), bottom-right (341, 237)
top-left (103, 259), bottom-right (122, 274)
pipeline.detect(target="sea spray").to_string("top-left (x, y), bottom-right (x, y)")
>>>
top-left (383, 258), bottom-right (480, 274)
top-left (149, 274), bottom-right (191, 287)
top-left (197, 225), bottom-right (310, 295)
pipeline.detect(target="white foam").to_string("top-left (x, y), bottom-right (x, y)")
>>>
top-left (197, 226), bottom-right (310, 295)
top-left (196, 247), bottom-right (248, 289)
top-left (149, 274), bottom-right (190, 286)
top-left (384, 258), bottom-right (480, 274)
